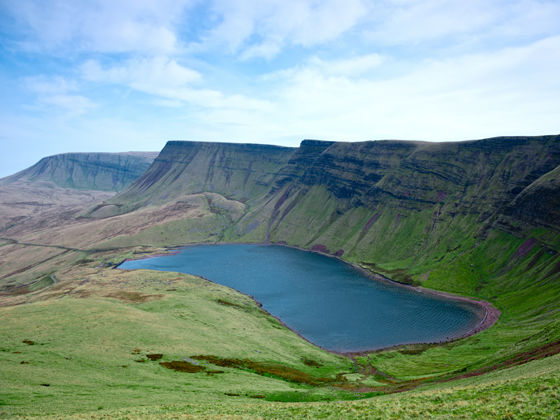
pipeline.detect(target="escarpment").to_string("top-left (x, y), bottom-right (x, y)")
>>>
top-left (86, 135), bottom-right (560, 271)
top-left (1, 152), bottom-right (158, 192)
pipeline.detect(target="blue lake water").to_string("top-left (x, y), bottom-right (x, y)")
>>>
top-left (119, 244), bottom-right (481, 352)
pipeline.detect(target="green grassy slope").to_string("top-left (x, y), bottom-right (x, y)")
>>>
top-left (0, 265), bottom-right (354, 417)
top-left (88, 141), bottom-right (295, 217)
top-left (2, 135), bottom-right (560, 418)
top-left (2, 254), bottom-right (557, 419)
top-left (40, 353), bottom-right (560, 419)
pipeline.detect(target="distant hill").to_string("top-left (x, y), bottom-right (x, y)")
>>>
top-left (1, 151), bottom-right (158, 192)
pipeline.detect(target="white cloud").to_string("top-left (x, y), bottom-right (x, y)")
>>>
top-left (364, 0), bottom-right (560, 47)
top-left (82, 57), bottom-right (201, 90)
top-left (364, 0), bottom-right (497, 45)
top-left (485, 0), bottom-right (560, 40)
top-left (309, 54), bottom-right (386, 77)
top-left (206, 36), bottom-right (560, 142)
top-left (240, 41), bottom-right (282, 61)
top-left (3, 0), bottom-right (194, 54)
top-left (2, 0), bottom-right (560, 167)
top-left (24, 76), bottom-right (79, 95)
top-left (40, 94), bottom-right (95, 114)
top-left (81, 57), bottom-right (272, 112)
top-left (23, 76), bottom-right (95, 114)
top-left (261, 53), bottom-right (386, 83)
top-left (199, 0), bottom-right (368, 58)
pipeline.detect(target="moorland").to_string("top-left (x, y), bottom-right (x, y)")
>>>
top-left (1, 136), bottom-right (559, 418)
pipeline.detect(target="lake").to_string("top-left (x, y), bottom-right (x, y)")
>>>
top-left (119, 244), bottom-right (482, 352)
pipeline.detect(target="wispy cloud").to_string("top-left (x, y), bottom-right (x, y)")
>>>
top-left (2, 0), bottom-right (194, 54)
top-left (216, 35), bottom-right (560, 141)
top-left (81, 57), bottom-right (272, 112)
top-left (23, 76), bottom-right (95, 115)
top-left (196, 0), bottom-right (368, 58)
top-left (364, 0), bottom-right (560, 48)
top-left (81, 57), bottom-right (202, 90)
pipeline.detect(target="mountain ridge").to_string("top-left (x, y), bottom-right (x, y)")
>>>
top-left (90, 135), bottom-right (560, 240)
top-left (2, 151), bottom-right (158, 192)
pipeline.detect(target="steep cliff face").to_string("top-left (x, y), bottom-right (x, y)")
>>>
top-left (226, 138), bottom-right (550, 269)
top-left (499, 164), bottom-right (560, 232)
top-left (2, 152), bottom-right (158, 192)
top-left (286, 136), bottom-right (560, 214)
top-left (90, 141), bottom-right (295, 216)
top-left (88, 136), bottom-right (560, 269)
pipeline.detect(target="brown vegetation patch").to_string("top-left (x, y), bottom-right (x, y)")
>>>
top-left (103, 291), bottom-right (163, 303)
top-left (191, 355), bottom-right (335, 386)
top-left (146, 353), bottom-right (163, 361)
top-left (6, 286), bottom-right (30, 296)
top-left (302, 358), bottom-right (322, 367)
top-left (160, 360), bottom-right (205, 373)
top-left (311, 244), bottom-right (329, 254)
top-left (514, 238), bottom-right (538, 258)
top-left (361, 213), bottom-right (380, 234)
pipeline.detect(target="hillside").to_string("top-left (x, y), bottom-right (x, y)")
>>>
top-left (90, 136), bottom-right (560, 253)
top-left (86, 142), bottom-right (295, 217)
top-left (2, 151), bottom-right (158, 192)
top-left (1, 135), bottom-right (560, 418)
top-left (0, 151), bottom-right (158, 248)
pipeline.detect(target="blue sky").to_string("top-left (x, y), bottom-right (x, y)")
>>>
top-left (1, 0), bottom-right (559, 177)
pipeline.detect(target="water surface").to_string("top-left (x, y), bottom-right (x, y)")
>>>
top-left (120, 244), bottom-right (481, 352)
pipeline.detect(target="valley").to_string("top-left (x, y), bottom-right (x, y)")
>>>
top-left (1, 135), bottom-right (559, 418)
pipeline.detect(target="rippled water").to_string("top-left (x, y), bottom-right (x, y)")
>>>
top-left (119, 244), bottom-right (481, 352)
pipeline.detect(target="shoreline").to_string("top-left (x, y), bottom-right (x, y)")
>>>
top-left (117, 241), bottom-right (500, 356)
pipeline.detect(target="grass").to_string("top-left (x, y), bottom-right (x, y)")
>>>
top-left (1, 215), bottom-right (559, 418)
top-left (1, 239), bottom-right (559, 418)
top-left (1, 142), bottom-right (560, 418)
top-left (0, 264), bottom-right (354, 417)
top-left (10, 353), bottom-right (558, 419)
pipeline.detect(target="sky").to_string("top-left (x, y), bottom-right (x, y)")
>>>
top-left (0, 0), bottom-right (559, 177)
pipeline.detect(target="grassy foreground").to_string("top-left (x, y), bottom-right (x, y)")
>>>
top-left (1, 245), bottom-right (559, 419)
top-left (0, 261), bottom-right (357, 417)
top-left (33, 353), bottom-right (560, 419)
